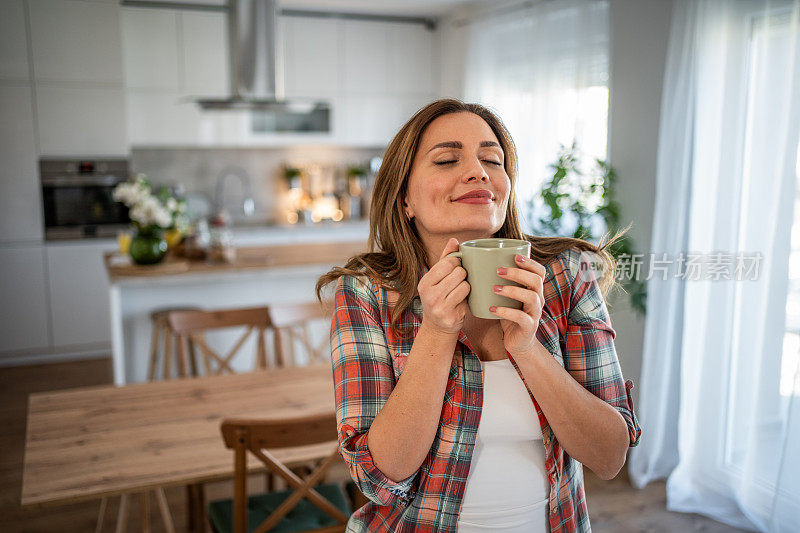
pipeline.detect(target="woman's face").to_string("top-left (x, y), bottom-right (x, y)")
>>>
top-left (404, 112), bottom-right (511, 243)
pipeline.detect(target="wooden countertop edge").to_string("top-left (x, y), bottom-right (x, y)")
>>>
top-left (104, 239), bottom-right (367, 281)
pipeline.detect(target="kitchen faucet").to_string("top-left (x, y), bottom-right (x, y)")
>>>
top-left (214, 165), bottom-right (255, 219)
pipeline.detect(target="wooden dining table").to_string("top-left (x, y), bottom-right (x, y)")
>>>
top-left (20, 363), bottom-right (338, 532)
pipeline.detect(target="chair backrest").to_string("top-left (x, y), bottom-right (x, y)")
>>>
top-left (167, 307), bottom-right (273, 375)
top-left (267, 302), bottom-right (333, 367)
top-left (220, 413), bottom-right (347, 533)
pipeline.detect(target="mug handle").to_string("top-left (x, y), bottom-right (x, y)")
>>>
top-left (446, 251), bottom-right (462, 259)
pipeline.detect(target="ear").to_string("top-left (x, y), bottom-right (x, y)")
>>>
top-left (403, 197), bottom-right (414, 219)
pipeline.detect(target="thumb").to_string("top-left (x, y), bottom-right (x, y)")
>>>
top-left (440, 238), bottom-right (460, 261)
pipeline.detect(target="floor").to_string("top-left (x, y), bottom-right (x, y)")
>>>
top-left (0, 358), bottom-right (746, 532)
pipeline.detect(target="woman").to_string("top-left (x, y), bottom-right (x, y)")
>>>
top-left (316, 99), bottom-right (641, 533)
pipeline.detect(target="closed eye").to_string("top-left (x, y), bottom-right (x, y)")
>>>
top-left (434, 160), bottom-right (502, 166)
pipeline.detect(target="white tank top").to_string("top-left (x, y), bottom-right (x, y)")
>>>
top-left (457, 358), bottom-right (550, 533)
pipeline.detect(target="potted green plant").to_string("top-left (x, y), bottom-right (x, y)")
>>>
top-left (526, 142), bottom-right (647, 316)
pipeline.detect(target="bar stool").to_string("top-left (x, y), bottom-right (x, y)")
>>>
top-left (148, 306), bottom-right (203, 381)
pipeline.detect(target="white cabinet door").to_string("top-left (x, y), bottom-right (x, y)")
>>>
top-left (283, 17), bottom-right (340, 98)
top-left (0, 0), bottom-right (30, 81)
top-left (37, 84), bottom-right (128, 156)
top-left (46, 241), bottom-right (116, 348)
top-left (0, 83), bottom-right (42, 242)
top-left (389, 23), bottom-right (436, 96)
top-left (28, 0), bottom-right (123, 84)
top-left (121, 7), bottom-right (180, 91)
top-left (181, 10), bottom-right (228, 96)
top-left (0, 245), bottom-right (50, 354)
top-left (342, 19), bottom-right (391, 95)
top-left (340, 94), bottom-right (431, 146)
top-left (126, 89), bottom-right (204, 145)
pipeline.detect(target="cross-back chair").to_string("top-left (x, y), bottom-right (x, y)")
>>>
top-left (210, 413), bottom-right (351, 533)
top-left (267, 301), bottom-right (333, 367)
top-left (167, 306), bottom-right (273, 375)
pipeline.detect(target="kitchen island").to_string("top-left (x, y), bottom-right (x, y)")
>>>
top-left (104, 236), bottom-right (366, 385)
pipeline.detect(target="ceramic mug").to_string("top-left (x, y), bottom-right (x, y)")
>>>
top-left (447, 238), bottom-right (532, 319)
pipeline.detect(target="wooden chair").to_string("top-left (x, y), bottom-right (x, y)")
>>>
top-left (209, 413), bottom-right (351, 533)
top-left (267, 302), bottom-right (333, 367)
top-left (147, 306), bottom-right (203, 380)
top-left (167, 306), bottom-right (273, 375)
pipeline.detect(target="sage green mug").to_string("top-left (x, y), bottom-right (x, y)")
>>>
top-left (447, 238), bottom-right (532, 319)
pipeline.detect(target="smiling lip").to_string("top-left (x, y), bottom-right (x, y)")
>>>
top-left (453, 190), bottom-right (494, 204)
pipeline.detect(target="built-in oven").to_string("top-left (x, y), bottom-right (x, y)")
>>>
top-left (41, 158), bottom-right (131, 240)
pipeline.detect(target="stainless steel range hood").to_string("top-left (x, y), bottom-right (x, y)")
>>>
top-left (196, 0), bottom-right (330, 123)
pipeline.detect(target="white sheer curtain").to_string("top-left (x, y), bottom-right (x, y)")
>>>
top-left (630, 0), bottom-right (800, 531)
top-left (462, 0), bottom-right (609, 230)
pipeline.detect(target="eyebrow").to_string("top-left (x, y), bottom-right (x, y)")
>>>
top-left (427, 141), bottom-right (502, 152)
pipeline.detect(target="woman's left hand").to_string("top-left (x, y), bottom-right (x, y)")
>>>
top-left (490, 254), bottom-right (547, 356)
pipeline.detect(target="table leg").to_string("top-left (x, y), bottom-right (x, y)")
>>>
top-left (96, 497), bottom-right (108, 533)
top-left (141, 491), bottom-right (151, 533)
top-left (154, 488), bottom-right (175, 533)
top-left (116, 493), bottom-right (130, 533)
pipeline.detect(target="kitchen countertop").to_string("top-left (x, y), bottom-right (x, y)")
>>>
top-left (103, 239), bottom-right (366, 283)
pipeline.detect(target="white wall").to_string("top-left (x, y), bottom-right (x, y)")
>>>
top-left (607, 0), bottom-right (674, 402)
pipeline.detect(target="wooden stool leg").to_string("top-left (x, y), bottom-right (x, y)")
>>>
top-left (188, 337), bottom-right (199, 377)
top-left (140, 491), bottom-right (151, 533)
top-left (96, 497), bottom-right (108, 533)
top-left (116, 493), bottom-right (130, 533)
top-left (148, 322), bottom-right (161, 382)
top-left (173, 332), bottom-right (186, 378)
top-left (154, 488), bottom-right (175, 533)
top-left (186, 483), bottom-right (206, 533)
top-left (161, 323), bottom-right (171, 380)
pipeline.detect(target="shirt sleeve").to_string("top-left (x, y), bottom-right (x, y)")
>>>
top-left (562, 249), bottom-right (642, 447)
top-left (330, 274), bottom-right (420, 507)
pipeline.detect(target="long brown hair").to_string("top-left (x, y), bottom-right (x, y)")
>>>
top-left (316, 98), bottom-right (629, 336)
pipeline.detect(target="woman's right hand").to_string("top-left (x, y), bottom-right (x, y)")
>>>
top-left (417, 238), bottom-right (470, 335)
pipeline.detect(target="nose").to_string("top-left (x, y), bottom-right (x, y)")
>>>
top-left (463, 156), bottom-right (489, 183)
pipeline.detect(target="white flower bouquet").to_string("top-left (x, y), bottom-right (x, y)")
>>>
top-left (113, 174), bottom-right (187, 264)
top-left (113, 174), bottom-right (186, 232)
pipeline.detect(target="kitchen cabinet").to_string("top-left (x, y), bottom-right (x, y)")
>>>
top-left (122, 7), bottom-right (229, 145)
top-left (28, 0), bottom-right (127, 157)
top-left (283, 17), bottom-right (340, 98)
top-left (0, 83), bottom-right (42, 242)
top-left (389, 22), bottom-right (436, 95)
top-left (342, 20), bottom-right (391, 94)
top-left (0, 0), bottom-right (30, 81)
top-left (121, 7), bottom-right (180, 91)
top-left (337, 20), bottom-right (437, 146)
top-left (46, 241), bottom-right (116, 348)
top-left (28, 0), bottom-right (124, 84)
top-left (36, 84), bottom-right (128, 156)
top-left (121, 9), bottom-right (438, 148)
top-left (0, 245), bottom-right (50, 355)
top-left (181, 10), bottom-right (229, 96)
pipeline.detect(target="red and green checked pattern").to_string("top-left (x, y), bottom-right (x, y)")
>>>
top-left (330, 248), bottom-right (641, 532)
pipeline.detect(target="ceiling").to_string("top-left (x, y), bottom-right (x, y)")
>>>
top-left (279, 0), bottom-right (482, 17)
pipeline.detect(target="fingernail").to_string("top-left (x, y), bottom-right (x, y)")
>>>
top-left (516, 254), bottom-right (526, 263)
top-left (497, 267), bottom-right (507, 275)
top-left (489, 306), bottom-right (497, 313)
top-left (493, 285), bottom-right (502, 293)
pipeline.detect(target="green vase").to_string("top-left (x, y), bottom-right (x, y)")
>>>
top-left (129, 229), bottom-right (168, 265)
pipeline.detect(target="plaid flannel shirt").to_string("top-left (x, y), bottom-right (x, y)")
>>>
top-left (330, 248), bottom-right (641, 532)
